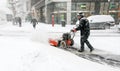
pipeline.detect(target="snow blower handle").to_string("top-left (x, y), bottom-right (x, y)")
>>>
top-left (69, 31), bottom-right (75, 39)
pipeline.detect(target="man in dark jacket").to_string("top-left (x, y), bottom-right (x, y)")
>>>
top-left (72, 13), bottom-right (94, 52)
top-left (31, 18), bottom-right (38, 29)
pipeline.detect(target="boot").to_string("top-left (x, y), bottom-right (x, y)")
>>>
top-left (78, 48), bottom-right (84, 52)
top-left (85, 40), bottom-right (94, 52)
top-left (90, 48), bottom-right (94, 52)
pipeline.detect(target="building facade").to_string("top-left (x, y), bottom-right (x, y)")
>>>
top-left (31, 0), bottom-right (120, 24)
top-left (7, 0), bottom-right (32, 22)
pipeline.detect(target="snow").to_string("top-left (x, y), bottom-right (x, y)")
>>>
top-left (34, 23), bottom-right (120, 55)
top-left (87, 15), bottom-right (115, 23)
top-left (0, 22), bottom-right (120, 71)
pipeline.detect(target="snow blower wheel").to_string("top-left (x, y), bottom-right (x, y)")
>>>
top-left (60, 41), bottom-right (67, 48)
top-left (69, 39), bottom-right (74, 46)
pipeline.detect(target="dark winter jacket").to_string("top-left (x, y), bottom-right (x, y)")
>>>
top-left (31, 19), bottom-right (38, 25)
top-left (75, 17), bottom-right (90, 36)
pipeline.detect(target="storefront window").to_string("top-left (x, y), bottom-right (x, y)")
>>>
top-left (90, 2), bottom-right (95, 11)
top-left (109, 2), bottom-right (118, 10)
top-left (54, 13), bottom-right (66, 24)
top-left (71, 13), bottom-right (77, 24)
top-left (100, 2), bottom-right (109, 15)
top-left (71, 2), bottom-right (95, 24)
top-left (89, 2), bottom-right (95, 15)
top-left (100, 2), bottom-right (104, 14)
top-left (72, 2), bottom-right (90, 11)
top-left (104, 2), bottom-right (109, 14)
top-left (54, 2), bottom-right (67, 11)
top-left (77, 3), bottom-right (86, 11)
top-left (52, 2), bottom-right (67, 24)
top-left (72, 2), bottom-right (94, 14)
top-left (109, 2), bottom-right (119, 21)
top-left (72, 3), bottom-right (76, 11)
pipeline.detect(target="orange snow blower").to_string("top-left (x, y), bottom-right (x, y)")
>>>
top-left (49, 32), bottom-right (75, 48)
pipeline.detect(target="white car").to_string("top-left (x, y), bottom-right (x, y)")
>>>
top-left (87, 15), bottom-right (115, 29)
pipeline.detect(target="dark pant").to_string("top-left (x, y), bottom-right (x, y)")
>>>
top-left (33, 24), bottom-right (36, 28)
top-left (80, 35), bottom-right (93, 51)
top-left (19, 22), bottom-right (21, 27)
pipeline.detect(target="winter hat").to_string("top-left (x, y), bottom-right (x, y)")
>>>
top-left (77, 12), bottom-right (84, 17)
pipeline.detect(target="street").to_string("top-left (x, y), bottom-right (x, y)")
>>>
top-left (0, 22), bottom-right (120, 71)
top-left (0, 0), bottom-right (120, 71)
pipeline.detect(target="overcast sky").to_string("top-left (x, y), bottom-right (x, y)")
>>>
top-left (0, 0), bottom-right (7, 10)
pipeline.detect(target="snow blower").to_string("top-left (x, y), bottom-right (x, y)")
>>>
top-left (49, 32), bottom-right (75, 48)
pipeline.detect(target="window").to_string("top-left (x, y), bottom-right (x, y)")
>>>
top-left (76, 3), bottom-right (89, 11)
top-left (72, 3), bottom-right (76, 11)
top-left (109, 2), bottom-right (116, 9)
top-left (109, 2), bottom-right (119, 10)
top-left (54, 2), bottom-right (67, 11)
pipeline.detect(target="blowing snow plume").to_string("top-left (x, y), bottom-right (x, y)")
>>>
top-left (31, 30), bottom-right (49, 44)
top-left (31, 30), bottom-right (62, 45)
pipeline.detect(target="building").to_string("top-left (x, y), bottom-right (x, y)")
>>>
top-left (31, 0), bottom-right (120, 24)
top-left (7, 0), bottom-right (32, 22)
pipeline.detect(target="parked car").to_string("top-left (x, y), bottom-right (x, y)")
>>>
top-left (87, 15), bottom-right (115, 29)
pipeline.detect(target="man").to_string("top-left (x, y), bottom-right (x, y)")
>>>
top-left (71, 13), bottom-right (94, 52)
top-left (31, 18), bottom-right (38, 29)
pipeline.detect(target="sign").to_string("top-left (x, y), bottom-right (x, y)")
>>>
top-left (80, 4), bottom-right (86, 9)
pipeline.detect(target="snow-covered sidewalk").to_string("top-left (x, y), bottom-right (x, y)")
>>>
top-left (34, 23), bottom-right (120, 55)
top-left (0, 22), bottom-right (120, 71)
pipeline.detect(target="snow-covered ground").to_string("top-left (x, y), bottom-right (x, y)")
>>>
top-left (34, 23), bottom-right (120, 55)
top-left (0, 22), bottom-right (120, 71)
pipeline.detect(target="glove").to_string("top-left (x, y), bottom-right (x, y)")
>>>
top-left (71, 29), bottom-right (77, 32)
